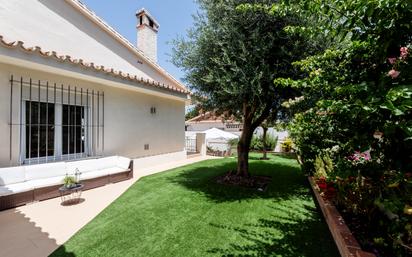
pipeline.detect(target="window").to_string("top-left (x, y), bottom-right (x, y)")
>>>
top-left (24, 102), bottom-right (86, 161)
top-left (23, 96), bottom-right (91, 162)
top-left (9, 77), bottom-right (104, 164)
top-left (25, 101), bottom-right (55, 159)
top-left (140, 16), bottom-right (143, 25)
top-left (62, 105), bottom-right (85, 155)
top-left (149, 18), bottom-right (154, 28)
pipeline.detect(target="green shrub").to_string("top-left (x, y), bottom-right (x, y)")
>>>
top-left (280, 137), bottom-right (293, 152)
top-left (250, 134), bottom-right (278, 151)
top-left (250, 135), bottom-right (263, 151)
top-left (265, 134), bottom-right (279, 151)
top-left (314, 153), bottom-right (334, 179)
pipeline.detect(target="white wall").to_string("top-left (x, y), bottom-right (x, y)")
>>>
top-left (0, 0), bottom-right (181, 89)
top-left (0, 63), bottom-right (186, 167)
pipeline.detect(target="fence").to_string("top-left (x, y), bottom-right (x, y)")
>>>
top-left (185, 137), bottom-right (197, 153)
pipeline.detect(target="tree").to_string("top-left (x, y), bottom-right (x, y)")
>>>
top-left (185, 105), bottom-right (201, 121)
top-left (172, 0), bottom-right (314, 176)
top-left (284, 0), bottom-right (412, 254)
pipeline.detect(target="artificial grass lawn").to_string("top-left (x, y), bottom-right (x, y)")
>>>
top-left (52, 154), bottom-right (339, 257)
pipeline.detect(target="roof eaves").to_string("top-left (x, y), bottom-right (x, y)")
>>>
top-left (0, 35), bottom-right (190, 95)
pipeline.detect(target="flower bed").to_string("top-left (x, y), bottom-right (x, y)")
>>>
top-left (309, 177), bottom-right (376, 257)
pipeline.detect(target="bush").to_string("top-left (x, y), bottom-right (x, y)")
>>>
top-left (250, 134), bottom-right (278, 151)
top-left (250, 135), bottom-right (263, 151)
top-left (280, 137), bottom-right (293, 152)
top-left (314, 153), bottom-right (334, 179)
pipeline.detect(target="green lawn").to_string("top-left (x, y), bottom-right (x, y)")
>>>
top-left (51, 154), bottom-right (339, 257)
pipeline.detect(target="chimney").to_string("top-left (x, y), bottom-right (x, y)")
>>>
top-left (136, 8), bottom-right (159, 62)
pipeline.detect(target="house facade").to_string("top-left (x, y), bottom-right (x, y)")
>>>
top-left (0, 0), bottom-right (189, 168)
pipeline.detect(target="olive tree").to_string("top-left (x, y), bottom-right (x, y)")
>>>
top-left (172, 0), bottom-right (312, 176)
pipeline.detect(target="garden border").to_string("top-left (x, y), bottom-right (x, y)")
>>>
top-left (308, 177), bottom-right (376, 257)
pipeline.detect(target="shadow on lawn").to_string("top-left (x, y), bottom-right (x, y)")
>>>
top-left (172, 156), bottom-right (340, 256)
top-left (169, 157), bottom-right (309, 203)
top-left (49, 245), bottom-right (76, 257)
top-left (207, 202), bottom-right (340, 257)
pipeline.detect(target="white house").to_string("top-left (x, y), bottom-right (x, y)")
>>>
top-left (186, 112), bottom-right (243, 133)
top-left (0, 0), bottom-right (189, 168)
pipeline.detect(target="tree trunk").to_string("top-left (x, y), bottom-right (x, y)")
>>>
top-left (262, 126), bottom-right (268, 159)
top-left (236, 102), bottom-right (272, 177)
top-left (237, 121), bottom-right (254, 177)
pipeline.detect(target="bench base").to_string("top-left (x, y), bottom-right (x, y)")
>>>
top-left (0, 164), bottom-right (133, 211)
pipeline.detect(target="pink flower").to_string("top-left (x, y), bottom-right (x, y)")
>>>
top-left (363, 150), bottom-right (371, 161)
top-left (388, 57), bottom-right (397, 64)
top-left (400, 47), bottom-right (409, 59)
top-left (388, 69), bottom-right (400, 79)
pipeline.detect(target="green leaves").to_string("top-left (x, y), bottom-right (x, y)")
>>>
top-left (172, 0), bottom-right (317, 121)
top-left (380, 86), bottom-right (412, 116)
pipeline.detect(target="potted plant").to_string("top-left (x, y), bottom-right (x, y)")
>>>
top-left (63, 175), bottom-right (78, 188)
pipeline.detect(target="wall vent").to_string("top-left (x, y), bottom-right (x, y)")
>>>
top-left (150, 107), bottom-right (156, 114)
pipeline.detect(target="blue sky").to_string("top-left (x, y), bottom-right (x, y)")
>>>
top-left (82, 0), bottom-right (198, 83)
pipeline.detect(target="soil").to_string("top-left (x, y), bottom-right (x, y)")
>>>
top-left (215, 172), bottom-right (272, 192)
top-left (328, 197), bottom-right (390, 257)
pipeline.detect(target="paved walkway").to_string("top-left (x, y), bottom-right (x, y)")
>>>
top-left (0, 156), bottom-right (216, 257)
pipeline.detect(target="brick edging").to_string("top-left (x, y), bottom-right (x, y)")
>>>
top-left (308, 177), bottom-right (376, 257)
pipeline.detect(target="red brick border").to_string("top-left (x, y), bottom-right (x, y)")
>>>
top-left (308, 177), bottom-right (376, 257)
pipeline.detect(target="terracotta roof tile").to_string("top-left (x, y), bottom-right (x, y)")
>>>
top-left (0, 35), bottom-right (190, 95)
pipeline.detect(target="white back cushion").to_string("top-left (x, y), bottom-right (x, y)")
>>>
top-left (0, 166), bottom-right (26, 186)
top-left (66, 159), bottom-right (98, 174)
top-left (25, 162), bottom-right (67, 180)
top-left (117, 157), bottom-right (131, 170)
top-left (95, 156), bottom-right (118, 170)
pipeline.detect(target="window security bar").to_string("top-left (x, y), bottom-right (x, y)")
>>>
top-left (8, 76), bottom-right (105, 165)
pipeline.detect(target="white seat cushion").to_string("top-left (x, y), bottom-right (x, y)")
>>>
top-left (94, 156), bottom-right (118, 170)
top-left (66, 159), bottom-right (98, 174)
top-left (25, 162), bottom-right (67, 181)
top-left (80, 169), bottom-right (109, 180)
top-left (100, 167), bottom-right (126, 175)
top-left (117, 157), bottom-right (131, 170)
top-left (31, 176), bottom-right (66, 189)
top-left (0, 166), bottom-right (26, 186)
top-left (0, 182), bottom-right (35, 196)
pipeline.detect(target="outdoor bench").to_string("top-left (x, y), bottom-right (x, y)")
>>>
top-left (0, 156), bottom-right (133, 210)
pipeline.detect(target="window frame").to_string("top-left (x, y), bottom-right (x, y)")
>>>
top-left (21, 101), bottom-right (90, 164)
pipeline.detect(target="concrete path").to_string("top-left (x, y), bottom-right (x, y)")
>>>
top-left (0, 156), bottom-right (217, 257)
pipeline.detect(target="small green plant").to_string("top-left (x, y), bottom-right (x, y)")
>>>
top-left (63, 175), bottom-right (78, 188)
top-left (264, 135), bottom-right (278, 151)
top-left (314, 153), bottom-right (334, 179)
top-left (228, 138), bottom-right (239, 156)
top-left (249, 134), bottom-right (278, 151)
top-left (250, 135), bottom-right (264, 151)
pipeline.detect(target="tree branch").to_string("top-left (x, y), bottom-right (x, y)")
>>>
top-left (251, 103), bottom-right (272, 130)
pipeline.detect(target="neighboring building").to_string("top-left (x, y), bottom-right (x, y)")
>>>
top-left (185, 112), bottom-right (243, 133)
top-left (0, 0), bottom-right (189, 168)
